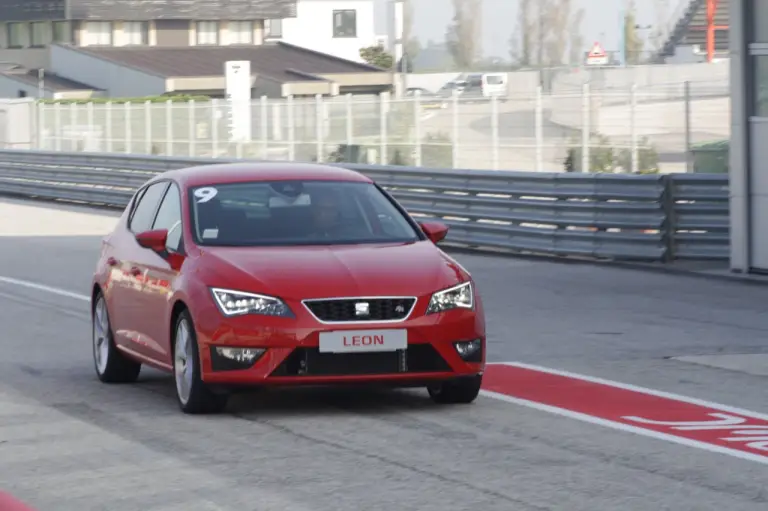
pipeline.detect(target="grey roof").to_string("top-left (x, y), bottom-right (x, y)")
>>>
top-left (68, 42), bottom-right (387, 82)
top-left (0, 67), bottom-right (100, 91)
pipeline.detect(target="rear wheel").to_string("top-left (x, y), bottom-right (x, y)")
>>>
top-left (173, 310), bottom-right (229, 414)
top-left (92, 292), bottom-right (141, 383)
top-left (427, 374), bottom-right (482, 404)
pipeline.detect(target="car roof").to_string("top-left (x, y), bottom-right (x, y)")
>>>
top-left (154, 161), bottom-right (373, 188)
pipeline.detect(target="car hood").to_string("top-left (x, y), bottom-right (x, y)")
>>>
top-left (199, 241), bottom-right (468, 301)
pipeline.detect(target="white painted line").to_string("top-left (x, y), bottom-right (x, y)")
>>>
top-left (489, 361), bottom-right (768, 422)
top-left (478, 388), bottom-right (768, 466)
top-left (0, 275), bottom-right (89, 302)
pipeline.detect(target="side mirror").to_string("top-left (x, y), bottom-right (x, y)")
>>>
top-left (419, 221), bottom-right (449, 244)
top-left (135, 229), bottom-right (168, 253)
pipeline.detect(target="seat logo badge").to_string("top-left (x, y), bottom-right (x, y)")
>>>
top-left (355, 302), bottom-right (370, 316)
top-left (395, 305), bottom-right (405, 314)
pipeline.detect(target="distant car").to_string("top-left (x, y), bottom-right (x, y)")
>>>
top-left (90, 162), bottom-right (486, 414)
top-left (405, 87), bottom-right (448, 109)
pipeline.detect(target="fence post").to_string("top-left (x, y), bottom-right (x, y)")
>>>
top-left (36, 101), bottom-right (44, 149)
top-left (54, 102), bottom-right (61, 151)
top-left (684, 81), bottom-right (692, 173)
top-left (211, 98), bottom-right (218, 157)
top-left (69, 102), bottom-right (76, 151)
top-left (490, 95), bottom-right (499, 170)
top-left (581, 82), bottom-right (590, 172)
top-left (105, 101), bottom-right (112, 153)
top-left (86, 101), bottom-right (94, 152)
top-left (124, 101), bottom-right (131, 154)
top-left (315, 94), bottom-right (323, 162)
top-left (661, 174), bottom-right (677, 262)
top-left (452, 90), bottom-right (459, 168)
top-left (535, 85), bottom-right (543, 172)
top-left (630, 83), bottom-right (638, 173)
top-left (188, 100), bottom-right (195, 157)
top-left (380, 91), bottom-right (388, 165)
top-left (414, 90), bottom-right (422, 167)
top-left (261, 95), bottom-right (269, 160)
top-left (287, 95), bottom-right (295, 161)
top-left (165, 99), bottom-right (173, 156)
top-left (345, 93), bottom-right (353, 148)
top-left (144, 100), bottom-right (152, 154)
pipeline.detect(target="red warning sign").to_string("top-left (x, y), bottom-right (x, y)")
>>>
top-left (586, 41), bottom-right (608, 66)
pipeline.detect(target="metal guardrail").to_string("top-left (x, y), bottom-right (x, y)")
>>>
top-left (0, 149), bottom-right (730, 262)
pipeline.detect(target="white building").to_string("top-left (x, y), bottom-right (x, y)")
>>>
top-left (264, 0), bottom-right (377, 63)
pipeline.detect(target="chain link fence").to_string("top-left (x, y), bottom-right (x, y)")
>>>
top-left (32, 81), bottom-right (730, 173)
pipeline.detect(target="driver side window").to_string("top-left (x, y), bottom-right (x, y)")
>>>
top-left (152, 182), bottom-right (183, 252)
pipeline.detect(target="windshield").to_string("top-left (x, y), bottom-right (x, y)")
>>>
top-left (485, 75), bottom-right (504, 85)
top-left (188, 180), bottom-right (424, 247)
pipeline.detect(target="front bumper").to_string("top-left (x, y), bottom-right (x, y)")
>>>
top-left (196, 306), bottom-right (485, 387)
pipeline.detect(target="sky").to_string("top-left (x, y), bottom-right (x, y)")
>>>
top-left (372, 0), bottom-right (687, 60)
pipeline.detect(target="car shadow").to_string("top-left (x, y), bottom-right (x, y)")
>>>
top-left (134, 370), bottom-right (439, 417)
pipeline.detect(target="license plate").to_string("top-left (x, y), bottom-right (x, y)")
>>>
top-left (318, 329), bottom-right (407, 353)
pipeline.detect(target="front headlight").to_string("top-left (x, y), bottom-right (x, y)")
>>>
top-left (210, 288), bottom-right (293, 317)
top-left (426, 281), bottom-right (474, 315)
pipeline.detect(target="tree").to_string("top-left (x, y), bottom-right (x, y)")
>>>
top-left (445, 0), bottom-right (482, 70)
top-left (510, 0), bottom-right (535, 66)
top-left (510, 0), bottom-right (584, 68)
top-left (624, 1), bottom-right (645, 65)
top-left (402, 0), bottom-right (421, 67)
top-left (568, 8), bottom-right (585, 65)
top-left (359, 45), bottom-right (394, 69)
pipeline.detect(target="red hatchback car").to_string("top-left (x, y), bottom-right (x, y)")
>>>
top-left (91, 162), bottom-right (486, 414)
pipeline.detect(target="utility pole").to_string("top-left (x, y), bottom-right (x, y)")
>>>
top-left (389, 0), bottom-right (406, 97)
top-left (537, 1), bottom-right (543, 67)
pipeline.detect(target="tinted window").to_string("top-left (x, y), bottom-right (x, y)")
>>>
top-left (129, 182), bottom-right (169, 233)
top-left (188, 180), bottom-right (422, 247)
top-left (152, 182), bottom-right (182, 252)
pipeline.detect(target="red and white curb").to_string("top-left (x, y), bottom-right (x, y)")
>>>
top-left (0, 492), bottom-right (36, 511)
top-left (481, 362), bottom-right (768, 465)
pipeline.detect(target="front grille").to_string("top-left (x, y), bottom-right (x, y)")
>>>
top-left (303, 297), bottom-right (416, 323)
top-left (270, 344), bottom-right (451, 377)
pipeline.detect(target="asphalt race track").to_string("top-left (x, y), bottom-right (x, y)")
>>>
top-left (1, 198), bottom-right (768, 511)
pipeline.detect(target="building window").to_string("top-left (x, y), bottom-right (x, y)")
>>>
top-left (83, 21), bottom-right (112, 46)
top-left (229, 21), bottom-right (253, 44)
top-left (53, 21), bottom-right (73, 43)
top-left (196, 21), bottom-right (219, 45)
top-left (265, 19), bottom-right (282, 38)
top-left (123, 21), bottom-right (148, 45)
top-left (31, 22), bottom-right (51, 47)
top-left (7, 22), bottom-right (29, 48)
top-left (332, 10), bottom-right (356, 38)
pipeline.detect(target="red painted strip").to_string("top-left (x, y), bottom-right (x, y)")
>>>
top-left (0, 492), bottom-right (36, 511)
top-left (484, 364), bottom-right (768, 458)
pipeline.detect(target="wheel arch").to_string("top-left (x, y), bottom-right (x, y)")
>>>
top-left (91, 283), bottom-right (103, 313)
top-left (169, 299), bottom-right (189, 349)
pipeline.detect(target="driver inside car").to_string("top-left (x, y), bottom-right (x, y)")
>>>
top-left (310, 188), bottom-right (368, 240)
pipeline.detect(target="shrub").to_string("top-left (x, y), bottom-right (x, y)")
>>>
top-left (564, 135), bottom-right (659, 174)
top-left (691, 140), bottom-right (728, 173)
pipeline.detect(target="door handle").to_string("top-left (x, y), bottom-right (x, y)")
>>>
top-left (129, 267), bottom-right (142, 277)
top-left (106, 257), bottom-right (119, 266)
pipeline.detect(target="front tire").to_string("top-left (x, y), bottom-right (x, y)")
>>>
top-left (427, 374), bottom-right (482, 404)
top-left (92, 291), bottom-right (141, 383)
top-left (173, 310), bottom-right (228, 414)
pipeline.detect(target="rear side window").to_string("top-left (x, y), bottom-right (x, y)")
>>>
top-left (129, 181), bottom-right (169, 233)
top-left (152, 183), bottom-right (183, 252)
